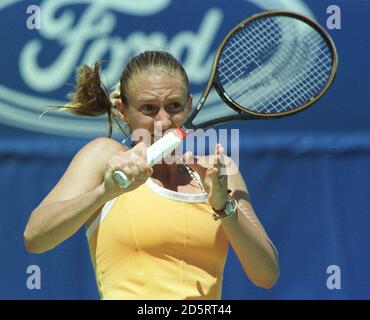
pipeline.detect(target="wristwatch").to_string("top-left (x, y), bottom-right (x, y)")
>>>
top-left (212, 197), bottom-right (238, 221)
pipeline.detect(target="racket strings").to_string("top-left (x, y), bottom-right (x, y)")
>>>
top-left (224, 20), bottom-right (331, 113)
top-left (218, 16), bottom-right (334, 114)
top-left (222, 19), bottom-right (328, 110)
top-left (249, 29), bottom-right (331, 112)
top-left (225, 20), bottom-right (329, 111)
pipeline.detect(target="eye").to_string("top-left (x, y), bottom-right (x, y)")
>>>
top-left (140, 104), bottom-right (157, 115)
top-left (167, 102), bottom-right (184, 113)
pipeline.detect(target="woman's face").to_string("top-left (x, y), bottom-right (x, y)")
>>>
top-left (118, 71), bottom-right (192, 144)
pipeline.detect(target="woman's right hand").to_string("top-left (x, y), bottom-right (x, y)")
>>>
top-left (103, 142), bottom-right (153, 198)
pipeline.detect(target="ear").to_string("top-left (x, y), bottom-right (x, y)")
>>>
top-left (115, 98), bottom-right (129, 124)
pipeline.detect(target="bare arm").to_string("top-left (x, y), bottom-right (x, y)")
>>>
top-left (185, 150), bottom-right (279, 288)
top-left (222, 167), bottom-right (280, 289)
top-left (23, 138), bottom-right (152, 253)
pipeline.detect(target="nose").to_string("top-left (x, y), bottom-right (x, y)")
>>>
top-left (154, 108), bottom-right (172, 131)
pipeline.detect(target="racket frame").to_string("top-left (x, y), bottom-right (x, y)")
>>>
top-left (185, 10), bottom-right (338, 130)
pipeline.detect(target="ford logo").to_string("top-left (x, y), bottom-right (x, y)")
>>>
top-left (0, 0), bottom-right (314, 137)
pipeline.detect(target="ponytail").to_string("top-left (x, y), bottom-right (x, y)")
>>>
top-left (44, 62), bottom-right (118, 137)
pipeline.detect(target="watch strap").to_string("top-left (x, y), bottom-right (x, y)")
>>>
top-left (212, 190), bottom-right (237, 220)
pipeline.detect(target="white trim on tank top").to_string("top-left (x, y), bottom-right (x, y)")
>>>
top-left (85, 178), bottom-right (208, 239)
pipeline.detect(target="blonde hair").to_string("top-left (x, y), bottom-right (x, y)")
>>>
top-left (46, 51), bottom-right (189, 138)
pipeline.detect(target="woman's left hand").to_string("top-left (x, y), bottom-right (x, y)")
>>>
top-left (184, 144), bottom-right (229, 210)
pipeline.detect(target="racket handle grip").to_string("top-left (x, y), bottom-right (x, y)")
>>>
top-left (112, 128), bottom-right (188, 189)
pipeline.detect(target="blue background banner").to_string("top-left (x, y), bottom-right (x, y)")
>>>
top-left (0, 0), bottom-right (369, 299)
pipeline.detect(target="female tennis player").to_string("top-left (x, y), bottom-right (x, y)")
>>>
top-left (23, 51), bottom-right (279, 299)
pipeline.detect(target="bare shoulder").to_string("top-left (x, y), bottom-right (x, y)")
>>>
top-left (78, 137), bottom-right (128, 157)
top-left (64, 136), bottom-right (129, 182)
top-left (65, 137), bottom-right (128, 179)
top-left (38, 137), bottom-right (127, 207)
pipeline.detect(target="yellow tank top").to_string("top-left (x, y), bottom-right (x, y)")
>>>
top-left (86, 178), bottom-right (229, 300)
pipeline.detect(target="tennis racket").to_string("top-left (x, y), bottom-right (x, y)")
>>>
top-left (113, 10), bottom-right (338, 188)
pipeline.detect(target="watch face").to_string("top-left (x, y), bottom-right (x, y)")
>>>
top-left (225, 199), bottom-right (236, 215)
